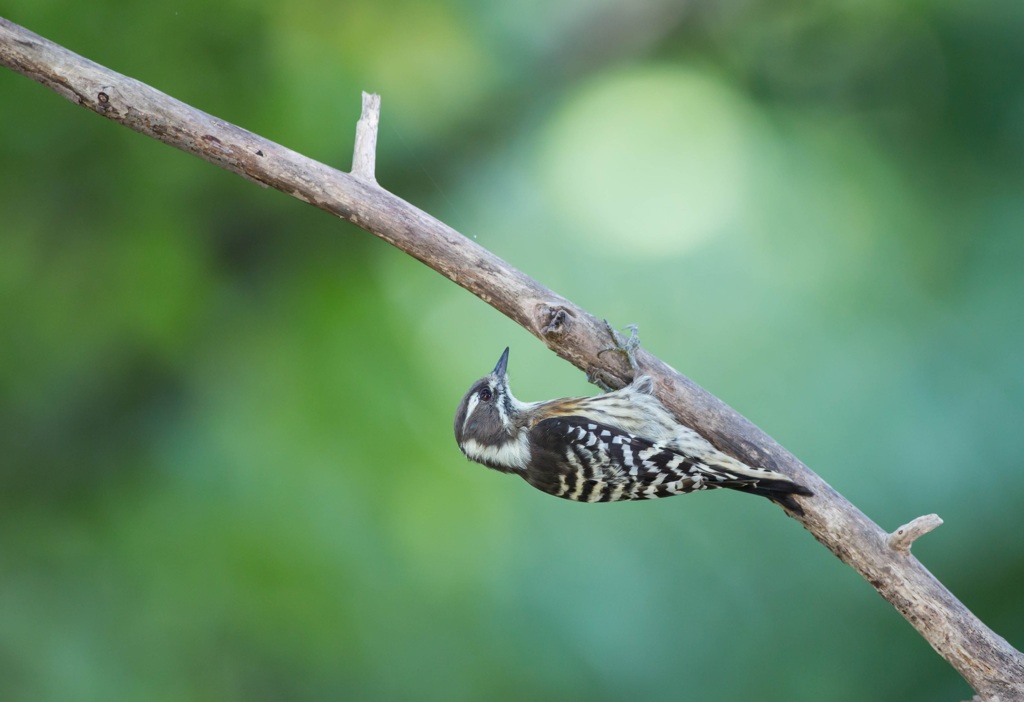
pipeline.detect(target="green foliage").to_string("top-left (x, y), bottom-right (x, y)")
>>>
top-left (2, 0), bottom-right (1023, 699)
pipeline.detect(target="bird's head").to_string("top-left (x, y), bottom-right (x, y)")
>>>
top-left (453, 347), bottom-right (531, 472)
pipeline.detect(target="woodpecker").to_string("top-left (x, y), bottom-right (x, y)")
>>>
top-left (453, 347), bottom-right (812, 513)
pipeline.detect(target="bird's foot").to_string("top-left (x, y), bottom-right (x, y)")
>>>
top-left (597, 321), bottom-right (641, 373)
top-left (586, 369), bottom-right (617, 393)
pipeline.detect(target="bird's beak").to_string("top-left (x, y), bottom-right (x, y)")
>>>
top-left (492, 347), bottom-right (510, 378)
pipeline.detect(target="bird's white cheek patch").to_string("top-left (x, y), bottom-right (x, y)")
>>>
top-left (462, 395), bottom-right (480, 433)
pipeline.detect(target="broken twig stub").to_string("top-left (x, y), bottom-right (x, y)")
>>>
top-left (887, 514), bottom-right (943, 553)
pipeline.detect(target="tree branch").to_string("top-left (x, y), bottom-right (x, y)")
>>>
top-left (2, 16), bottom-right (1022, 701)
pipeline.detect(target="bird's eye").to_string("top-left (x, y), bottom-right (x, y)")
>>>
top-left (479, 387), bottom-right (493, 402)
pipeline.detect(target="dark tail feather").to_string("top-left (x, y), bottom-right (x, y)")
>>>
top-left (729, 478), bottom-right (813, 516)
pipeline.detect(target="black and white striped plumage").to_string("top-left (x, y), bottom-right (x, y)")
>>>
top-left (454, 348), bottom-right (812, 512)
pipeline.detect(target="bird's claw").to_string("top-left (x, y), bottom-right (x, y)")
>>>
top-left (586, 369), bottom-right (617, 393)
top-left (598, 321), bottom-right (641, 373)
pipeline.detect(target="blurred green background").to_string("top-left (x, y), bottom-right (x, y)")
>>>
top-left (2, 1), bottom-right (1023, 700)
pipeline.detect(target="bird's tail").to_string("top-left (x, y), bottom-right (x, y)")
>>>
top-left (727, 477), bottom-right (814, 515)
top-left (697, 450), bottom-right (813, 515)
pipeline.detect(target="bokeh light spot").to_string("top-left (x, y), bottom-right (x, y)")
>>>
top-left (539, 66), bottom-right (752, 259)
